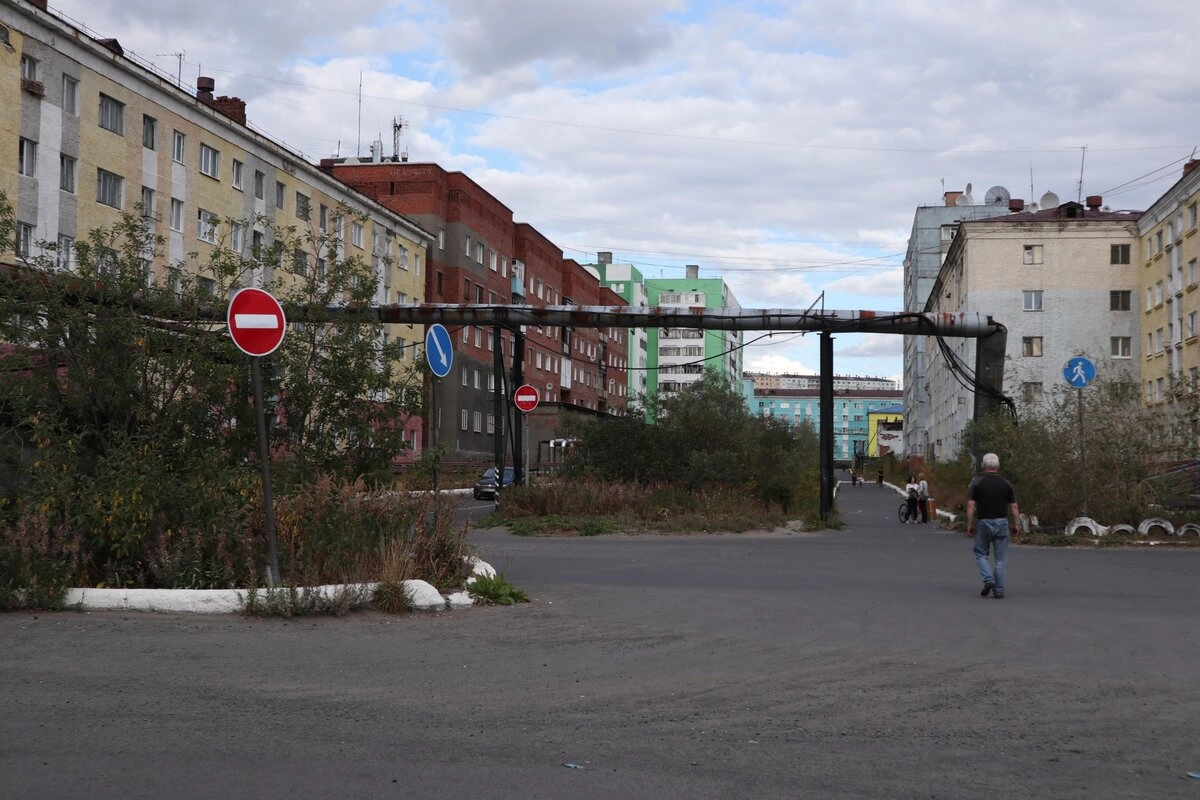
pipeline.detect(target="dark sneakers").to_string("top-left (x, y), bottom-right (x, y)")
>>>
top-left (992, 592), bottom-right (1005, 599)
top-left (981, 580), bottom-right (996, 597)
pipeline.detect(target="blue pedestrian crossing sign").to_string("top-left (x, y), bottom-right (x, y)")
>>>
top-left (425, 323), bottom-right (453, 378)
top-left (1063, 356), bottom-right (1096, 389)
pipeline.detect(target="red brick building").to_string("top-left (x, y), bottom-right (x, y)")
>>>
top-left (319, 158), bottom-right (627, 462)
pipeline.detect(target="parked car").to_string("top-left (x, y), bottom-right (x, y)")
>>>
top-left (473, 466), bottom-right (517, 500)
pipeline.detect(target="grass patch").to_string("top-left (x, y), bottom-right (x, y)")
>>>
top-left (467, 572), bottom-right (529, 606)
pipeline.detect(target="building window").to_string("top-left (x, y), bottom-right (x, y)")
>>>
top-left (172, 130), bottom-right (185, 163)
top-left (170, 198), bottom-right (183, 231)
top-left (1021, 336), bottom-right (1043, 357)
top-left (231, 222), bottom-right (244, 252)
top-left (464, 235), bottom-right (472, 256)
top-left (199, 144), bottom-right (219, 178)
top-left (1022, 244), bottom-right (1043, 265)
top-left (231, 159), bottom-right (243, 189)
top-left (1022, 290), bottom-right (1043, 311)
top-left (1109, 290), bottom-right (1130, 311)
top-left (351, 222), bottom-right (364, 248)
top-left (140, 186), bottom-right (156, 219)
top-left (20, 54), bottom-right (37, 81)
top-left (15, 222), bottom-right (33, 257)
top-left (475, 241), bottom-right (484, 264)
top-left (461, 409), bottom-right (469, 431)
top-left (253, 170), bottom-right (265, 199)
top-left (56, 234), bottom-right (74, 270)
top-left (197, 209), bottom-right (218, 243)
top-left (1156, 280), bottom-right (1164, 305)
top-left (438, 229), bottom-right (445, 250)
top-left (292, 248), bottom-right (309, 276)
top-left (139, 115), bottom-right (157, 150)
top-left (1021, 382), bottom-right (1043, 404)
top-left (54, 73), bottom-right (78, 114)
top-left (1189, 203), bottom-right (1198, 230)
top-left (1110, 337), bottom-right (1132, 358)
top-left (98, 94), bottom-right (124, 134)
top-left (295, 192), bottom-right (310, 220)
top-left (1110, 243), bottom-right (1130, 264)
top-left (275, 181), bottom-right (285, 209)
top-left (18, 137), bottom-right (36, 176)
top-left (96, 168), bottom-right (124, 208)
top-left (1190, 312), bottom-right (1198, 339)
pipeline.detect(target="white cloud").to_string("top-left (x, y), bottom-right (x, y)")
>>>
top-left (50, 0), bottom-right (1200, 386)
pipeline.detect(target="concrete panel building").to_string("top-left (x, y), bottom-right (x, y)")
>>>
top-left (923, 197), bottom-right (1142, 461)
top-left (1136, 160), bottom-right (1200, 408)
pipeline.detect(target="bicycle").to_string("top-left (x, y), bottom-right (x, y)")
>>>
top-left (898, 502), bottom-right (910, 523)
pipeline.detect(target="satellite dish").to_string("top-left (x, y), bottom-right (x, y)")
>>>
top-left (344, 157), bottom-right (360, 164)
top-left (1040, 191), bottom-right (1060, 208)
top-left (985, 185), bottom-right (1011, 205)
top-left (956, 192), bottom-right (975, 206)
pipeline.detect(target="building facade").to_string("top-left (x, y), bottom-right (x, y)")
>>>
top-left (4, 0), bottom-right (430, 455)
top-left (320, 158), bottom-right (628, 460)
top-left (744, 381), bottom-right (903, 463)
top-left (1136, 160), bottom-right (1200, 407)
top-left (923, 198), bottom-right (1142, 461)
top-left (901, 186), bottom-right (1022, 459)
top-left (643, 266), bottom-right (743, 409)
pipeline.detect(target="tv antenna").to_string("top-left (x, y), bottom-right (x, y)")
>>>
top-left (392, 116), bottom-right (409, 161)
top-left (156, 50), bottom-right (185, 87)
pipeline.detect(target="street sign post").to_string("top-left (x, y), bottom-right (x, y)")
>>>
top-left (1063, 356), bottom-right (1096, 516)
top-left (425, 323), bottom-right (453, 378)
top-left (226, 288), bottom-right (287, 586)
top-left (513, 384), bottom-right (539, 486)
top-left (227, 287), bottom-right (286, 357)
top-left (514, 383), bottom-right (540, 413)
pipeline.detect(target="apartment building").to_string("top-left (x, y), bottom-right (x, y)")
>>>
top-left (590, 253), bottom-right (650, 402)
top-left (4, 0), bottom-right (431, 453)
top-left (1136, 160), bottom-right (1200, 407)
top-left (643, 266), bottom-right (743, 409)
top-left (743, 382), bottom-right (903, 463)
top-left (320, 158), bottom-right (628, 459)
top-left (923, 197), bottom-right (1142, 461)
top-left (901, 186), bottom-right (1019, 460)
top-left (748, 372), bottom-right (898, 392)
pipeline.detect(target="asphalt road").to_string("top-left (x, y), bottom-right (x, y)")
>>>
top-left (3, 484), bottom-right (1200, 799)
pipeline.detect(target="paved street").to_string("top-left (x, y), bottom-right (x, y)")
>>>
top-left (3, 483), bottom-right (1200, 799)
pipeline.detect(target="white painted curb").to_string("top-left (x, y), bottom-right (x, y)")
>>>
top-left (63, 560), bottom-right (496, 614)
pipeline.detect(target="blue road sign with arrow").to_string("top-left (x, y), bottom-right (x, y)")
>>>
top-left (1063, 356), bottom-right (1096, 389)
top-left (425, 323), bottom-right (453, 378)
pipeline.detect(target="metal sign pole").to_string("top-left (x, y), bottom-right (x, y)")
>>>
top-left (1078, 387), bottom-right (1088, 517)
top-left (252, 356), bottom-right (280, 587)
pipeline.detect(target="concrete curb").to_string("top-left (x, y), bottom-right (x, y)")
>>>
top-left (62, 558), bottom-right (497, 614)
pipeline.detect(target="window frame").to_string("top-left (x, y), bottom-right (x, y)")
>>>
top-left (59, 153), bottom-right (76, 193)
top-left (62, 75), bottom-right (79, 115)
top-left (96, 168), bottom-right (124, 209)
top-left (1022, 244), bottom-right (1043, 265)
top-left (197, 208), bottom-right (218, 243)
top-left (1110, 243), bottom-right (1131, 264)
top-left (1110, 336), bottom-right (1132, 359)
top-left (1109, 290), bottom-right (1131, 311)
top-left (98, 93), bottom-right (125, 135)
top-left (1021, 336), bottom-right (1043, 358)
top-left (231, 159), bottom-right (243, 190)
top-left (1022, 290), bottom-right (1043, 311)
top-left (170, 198), bottom-right (184, 232)
top-left (199, 144), bottom-right (220, 179)
top-left (18, 137), bottom-right (36, 176)
top-left (142, 115), bottom-right (157, 150)
top-left (172, 130), bottom-right (185, 163)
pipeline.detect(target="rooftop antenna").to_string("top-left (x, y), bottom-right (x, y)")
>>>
top-left (392, 116), bottom-right (409, 161)
top-left (1029, 161), bottom-right (1035, 202)
top-left (356, 70), bottom-right (363, 157)
top-left (1075, 145), bottom-right (1088, 203)
top-left (156, 50), bottom-right (185, 87)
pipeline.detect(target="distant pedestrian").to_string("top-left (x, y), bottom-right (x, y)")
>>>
top-left (904, 475), bottom-right (920, 523)
top-left (917, 472), bottom-right (930, 523)
top-left (966, 453), bottom-right (1020, 599)
top-left (876, 468), bottom-right (884, 486)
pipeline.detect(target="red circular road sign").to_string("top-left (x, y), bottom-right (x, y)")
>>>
top-left (227, 287), bottom-right (287, 357)
top-left (513, 383), bottom-right (540, 413)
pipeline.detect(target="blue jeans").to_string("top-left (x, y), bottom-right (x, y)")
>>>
top-left (973, 518), bottom-right (1009, 595)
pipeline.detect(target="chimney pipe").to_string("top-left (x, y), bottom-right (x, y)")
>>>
top-left (1009, 199), bottom-right (1025, 212)
top-left (1184, 160), bottom-right (1200, 177)
top-left (685, 264), bottom-right (699, 279)
top-left (598, 251), bottom-right (612, 265)
top-left (196, 76), bottom-right (215, 102)
top-left (1085, 195), bottom-right (1102, 211)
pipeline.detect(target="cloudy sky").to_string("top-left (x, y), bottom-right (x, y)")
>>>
top-left (51, 0), bottom-right (1200, 384)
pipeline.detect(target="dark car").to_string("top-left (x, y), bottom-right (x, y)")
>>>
top-left (473, 466), bottom-right (516, 500)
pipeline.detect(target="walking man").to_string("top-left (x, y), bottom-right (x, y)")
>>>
top-left (965, 453), bottom-right (1020, 599)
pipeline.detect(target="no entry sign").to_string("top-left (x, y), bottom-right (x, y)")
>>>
top-left (514, 384), bottom-right (540, 413)
top-left (227, 287), bottom-right (286, 357)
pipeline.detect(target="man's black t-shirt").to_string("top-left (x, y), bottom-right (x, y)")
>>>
top-left (968, 473), bottom-right (1016, 519)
